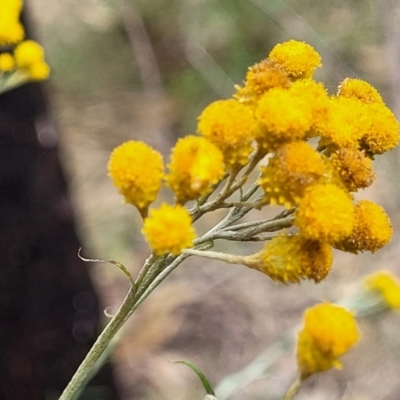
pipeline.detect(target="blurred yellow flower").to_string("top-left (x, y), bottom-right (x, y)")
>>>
top-left (364, 270), bottom-right (400, 309)
top-left (108, 140), bottom-right (164, 214)
top-left (330, 148), bottom-right (375, 192)
top-left (259, 141), bottom-right (324, 208)
top-left (268, 39), bottom-right (321, 79)
top-left (339, 200), bottom-right (392, 253)
top-left (247, 234), bottom-right (332, 283)
top-left (166, 136), bottom-right (225, 203)
top-left (0, 53), bottom-right (15, 72)
top-left (14, 40), bottom-right (51, 81)
top-left (295, 183), bottom-right (354, 243)
top-left (197, 99), bottom-right (257, 167)
top-left (337, 78), bottom-right (384, 104)
top-left (0, 0), bottom-right (24, 45)
top-left (297, 303), bottom-right (360, 379)
top-left (142, 203), bottom-right (196, 255)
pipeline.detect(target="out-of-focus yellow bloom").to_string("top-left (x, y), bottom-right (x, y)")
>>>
top-left (364, 270), bottom-right (400, 309)
top-left (142, 203), bottom-right (196, 255)
top-left (14, 40), bottom-right (44, 67)
top-left (297, 303), bottom-right (360, 379)
top-left (0, 53), bottom-right (15, 72)
top-left (108, 140), bottom-right (164, 214)
top-left (14, 40), bottom-right (51, 81)
top-left (330, 148), bottom-right (375, 192)
top-left (338, 200), bottom-right (392, 253)
top-left (247, 234), bottom-right (332, 283)
top-left (295, 183), bottom-right (354, 243)
top-left (337, 78), bottom-right (384, 104)
top-left (320, 96), bottom-right (370, 149)
top-left (268, 39), bottom-right (322, 79)
top-left (234, 59), bottom-right (291, 104)
top-left (259, 141), bottom-right (324, 208)
top-left (256, 86), bottom-right (313, 150)
top-left (197, 99), bottom-right (257, 167)
top-left (0, 0), bottom-right (24, 45)
top-left (359, 102), bottom-right (400, 155)
top-left (166, 136), bottom-right (225, 203)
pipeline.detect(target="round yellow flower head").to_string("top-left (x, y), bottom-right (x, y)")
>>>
top-left (247, 234), bottom-right (332, 283)
top-left (364, 270), bottom-right (400, 309)
top-left (330, 148), bottom-right (375, 192)
top-left (359, 102), bottom-right (400, 155)
top-left (166, 136), bottom-right (225, 203)
top-left (320, 96), bottom-right (370, 149)
top-left (0, 0), bottom-right (24, 45)
top-left (234, 59), bottom-right (291, 104)
top-left (297, 303), bottom-right (360, 379)
top-left (259, 141), bottom-right (324, 208)
top-left (337, 78), bottom-right (384, 104)
top-left (142, 203), bottom-right (196, 255)
top-left (13, 40), bottom-right (51, 81)
top-left (295, 183), bottom-right (354, 243)
top-left (255, 86), bottom-right (314, 150)
top-left (339, 200), bottom-right (392, 253)
top-left (268, 39), bottom-right (322, 79)
top-left (14, 40), bottom-right (45, 67)
top-left (197, 99), bottom-right (257, 167)
top-left (108, 140), bottom-right (164, 215)
top-left (0, 53), bottom-right (15, 72)
top-left (289, 79), bottom-right (330, 134)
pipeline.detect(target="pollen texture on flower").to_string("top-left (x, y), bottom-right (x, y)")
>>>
top-left (359, 102), bottom-right (400, 155)
top-left (320, 96), bottom-right (370, 149)
top-left (256, 87), bottom-right (314, 149)
top-left (234, 59), bottom-right (291, 104)
top-left (364, 270), bottom-right (400, 309)
top-left (268, 39), bottom-right (322, 79)
top-left (259, 141), bottom-right (324, 208)
top-left (197, 99), bottom-right (257, 167)
top-left (295, 183), bottom-right (354, 243)
top-left (108, 140), bottom-right (164, 213)
top-left (248, 234), bottom-right (332, 283)
top-left (337, 78), bottom-right (384, 104)
top-left (296, 303), bottom-right (360, 379)
top-left (330, 148), bottom-right (375, 192)
top-left (339, 200), bottom-right (392, 253)
top-left (166, 136), bottom-right (225, 203)
top-left (142, 203), bottom-right (196, 255)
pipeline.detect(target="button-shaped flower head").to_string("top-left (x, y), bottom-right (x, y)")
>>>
top-left (166, 136), bottom-right (225, 204)
top-left (295, 183), bottom-right (354, 243)
top-left (268, 39), bottom-right (322, 79)
top-left (108, 140), bottom-right (164, 216)
top-left (142, 203), bottom-right (196, 255)
top-left (197, 99), bottom-right (257, 168)
top-left (297, 303), bottom-right (360, 379)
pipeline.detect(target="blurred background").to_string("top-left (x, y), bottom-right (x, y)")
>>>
top-left (28, 0), bottom-right (400, 399)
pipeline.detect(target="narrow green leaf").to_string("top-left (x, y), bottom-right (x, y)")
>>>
top-left (172, 360), bottom-right (215, 395)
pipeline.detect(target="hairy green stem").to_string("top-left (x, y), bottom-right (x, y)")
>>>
top-left (59, 285), bottom-right (137, 400)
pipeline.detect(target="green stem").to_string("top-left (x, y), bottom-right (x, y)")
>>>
top-left (282, 374), bottom-right (302, 400)
top-left (59, 285), bottom-right (137, 400)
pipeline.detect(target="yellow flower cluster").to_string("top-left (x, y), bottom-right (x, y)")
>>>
top-left (0, 1), bottom-right (50, 82)
top-left (107, 39), bottom-right (397, 273)
top-left (296, 303), bottom-right (360, 379)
